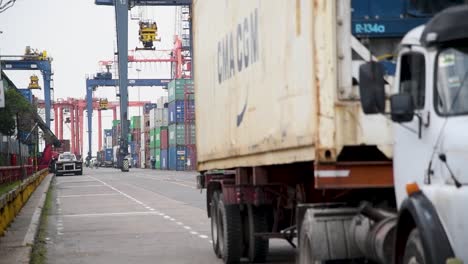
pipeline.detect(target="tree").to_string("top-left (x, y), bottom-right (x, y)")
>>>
top-left (0, 88), bottom-right (33, 136)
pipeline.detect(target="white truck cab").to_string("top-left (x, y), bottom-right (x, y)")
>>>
top-left (360, 5), bottom-right (468, 263)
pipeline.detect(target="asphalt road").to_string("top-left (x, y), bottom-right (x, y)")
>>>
top-left (44, 168), bottom-right (295, 264)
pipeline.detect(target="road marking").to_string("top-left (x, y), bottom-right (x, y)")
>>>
top-left (57, 180), bottom-right (99, 184)
top-left (58, 194), bottom-right (119, 198)
top-left (87, 176), bottom-right (209, 243)
top-left (88, 176), bottom-right (151, 210)
top-left (62, 211), bottom-right (160, 217)
top-left (133, 175), bottom-right (196, 189)
top-left (60, 185), bottom-right (105, 188)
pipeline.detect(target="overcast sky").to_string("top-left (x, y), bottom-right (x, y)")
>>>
top-left (0, 0), bottom-right (176, 155)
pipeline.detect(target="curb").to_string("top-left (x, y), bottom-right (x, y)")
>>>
top-left (22, 174), bottom-right (54, 247)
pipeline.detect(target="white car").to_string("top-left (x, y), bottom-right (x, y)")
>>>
top-left (55, 152), bottom-right (83, 176)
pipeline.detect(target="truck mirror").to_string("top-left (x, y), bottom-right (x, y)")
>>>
top-left (390, 94), bottom-right (415, 123)
top-left (359, 62), bottom-right (386, 114)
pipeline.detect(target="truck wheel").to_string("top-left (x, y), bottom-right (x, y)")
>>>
top-left (243, 205), bottom-right (269, 263)
top-left (210, 191), bottom-right (221, 258)
top-left (403, 229), bottom-right (425, 264)
top-left (217, 193), bottom-right (242, 264)
top-left (77, 170), bottom-right (83, 176)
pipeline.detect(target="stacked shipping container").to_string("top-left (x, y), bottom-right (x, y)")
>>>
top-left (167, 79), bottom-right (196, 171)
top-left (148, 96), bottom-right (169, 169)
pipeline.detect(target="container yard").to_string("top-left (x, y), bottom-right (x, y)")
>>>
top-left (1, 1), bottom-right (468, 264)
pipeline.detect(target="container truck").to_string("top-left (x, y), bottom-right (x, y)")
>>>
top-left (193, 1), bottom-right (466, 263)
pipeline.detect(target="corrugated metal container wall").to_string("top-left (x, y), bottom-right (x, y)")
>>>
top-left (160, 128), bottom-right (169, 150)
top-left (186, 146), bottom-right (197, 171)
top-left (160, 149), bottom-right (168, 170)
top-left (168, 146), bottom-right (186, 171)
top-left (168, 124), bottom-right (185, 146)
top-left (168, 79), bottom-right (193, 102)
top-left (193, 0), bottom-right (392, 171)
top-left (162, 108), bottom-right (169, 126)
top-left (149, 109), bottom-right (156, 129)
top-left (155, 148), bottom-right (161, 169)
top-left (168, 100), bottom-right (185, 124)
top-left (157, 96), bottom-right (168, 108)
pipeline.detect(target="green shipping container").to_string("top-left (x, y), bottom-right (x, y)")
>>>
top-left (168, 79), bottom-right (194, 102)
top-left (112, 120), bottom-right (120, 127)
top-left (168, 124), bottom-right (196, 146)
top-left (130, 116), bottom-right (141, 129)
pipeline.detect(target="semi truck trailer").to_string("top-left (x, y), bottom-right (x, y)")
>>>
top-left (193, 0), bottom-right (465, 263)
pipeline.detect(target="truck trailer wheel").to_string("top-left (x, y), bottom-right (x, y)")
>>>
top-left (402, 229), bottom-right (425, 264)
top-left (217, 194), bottom-right (242, 264)
top-left (243, 205), bottom-right (269, 263)
top-left (210, 191), bottom-right (221, 258)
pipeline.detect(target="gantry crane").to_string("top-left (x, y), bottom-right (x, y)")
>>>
top-left (0, 47), bottom-right (54, 128)
top-left (95, 0), bottom-right (192, 171)
top-left (38, 98), bottom-right (150, 158)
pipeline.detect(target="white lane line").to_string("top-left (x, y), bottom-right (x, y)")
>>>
top-left (61, 185), bottom-right (105, 188)
top-left (57, 180), bottom-right (99, 184)
top-left (88, 176), bottom-right (150, 210)
top-left (87, 176), bottom-right (208, 242)
top-left (62, 211), bottom-right (160, 218)
top-left (58, 194), bottom-right (119, 198)
top-left (133, 175), bottom-right (196, 189)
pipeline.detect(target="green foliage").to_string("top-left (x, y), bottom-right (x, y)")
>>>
top-left (0, 89), bottom-right (33, 136)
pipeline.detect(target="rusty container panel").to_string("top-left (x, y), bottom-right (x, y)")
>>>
top-left (194, 0), bottom-right (393, 171)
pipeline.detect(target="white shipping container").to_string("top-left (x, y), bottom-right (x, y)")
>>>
top-left (149, 108), bottom-right (157, 129)
top-left (157, 96), bottom-right (168, 108)
top-left (162, 108), bottom-right (168, 126)
top-left (194, 0), bottom-right (393, 171)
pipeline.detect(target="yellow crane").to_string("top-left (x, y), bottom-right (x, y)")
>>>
top-left (138, 21), bottom-right (160, 50)
top-left (28, 75), bottom-right (41, 90)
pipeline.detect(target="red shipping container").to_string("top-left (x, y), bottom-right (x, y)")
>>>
top-left (160, 129), bottom-right (169, 150)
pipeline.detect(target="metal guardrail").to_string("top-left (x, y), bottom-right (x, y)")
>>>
top-left (0, 165), bottom-right (34, 185)
top-left (0, 168), bottom-right (49, 236)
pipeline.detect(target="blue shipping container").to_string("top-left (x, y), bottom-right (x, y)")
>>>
top-left (160, 149), bottom-right (168, 170)
top-left (168, 146), bottom-right (186, 171)
top-left (105, 148), bottom-right (113, 161)
top-left (168, 100), bottom-right (195, 124)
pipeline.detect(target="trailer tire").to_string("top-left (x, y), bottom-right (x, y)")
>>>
top-left (402, 229), bottom-right (425, 264)
top-left (210, 191), bottom-right (221, 258)
top-left (243, 205), bottom-right (269, 263)
top-left (217, 194), bottom-right (242, 264)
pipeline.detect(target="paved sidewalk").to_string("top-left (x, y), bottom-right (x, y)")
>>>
top-left (0, 174), bottom-right (53, 264)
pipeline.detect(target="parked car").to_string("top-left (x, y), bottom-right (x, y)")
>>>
top-left (55, 152), bottom-right (83, 176)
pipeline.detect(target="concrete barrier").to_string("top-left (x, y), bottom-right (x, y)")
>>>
top-left (0, 169), bottom-right (49, 236)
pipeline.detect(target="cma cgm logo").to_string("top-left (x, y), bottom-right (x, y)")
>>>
top-left (217, 8), bottom-right (259, 84)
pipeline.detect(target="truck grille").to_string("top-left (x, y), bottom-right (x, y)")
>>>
top-left (65, 165), bottom-right (74, 170)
